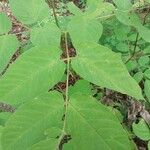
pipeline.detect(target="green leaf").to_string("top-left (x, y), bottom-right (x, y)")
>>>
top-left (64, 94), bottom-right (132, 150)
top-left (86, 2), bottom-right (115, 19)
top-left (30, 22), bottom-right (61, 47)
top-left (133, 119), bottom-right (150, 141)
top-left (68, 16), bottom-right (103, 48)
top-left (148, 141), bottom-right (150, 150)
top-left (0, 34), bottom-right (19, 74)
top-left (115, 11), bottom-right (131, 26)
top-left (146, 0), bottom-right (150, 3)
top-left (138, 26), bottom-right (150, 43)
top-left (116, 43), bottom-right (129, 53)
top-left (138, 56), bottom-right (149, 67)
top-left (128, 34), bottom-right (138, 41)
top-left (44, 127), bottom-right (62, 139)
top-left (115, 11), bottom-right (150, 43)
top-left (1, 92), bottom-right (64, 150)
top-left (28, 139), bottom-right (59, 150)
top-left (115, 11), bottom-right (141, 27)
top-left (71, 42), bottom-right (143, 100)
top-left (144, 69), bottom-right (150, 80)
top-left (0, 126), bottom-right (4, 150)
top-left (67, 2), bottom-right (82, 16)
top-left (114, 25), bottom-right (130, 41)
top-left (0, 112), bottom-right (12, 126)
top-left (0, 46), bottom-right (65, 105)
top-left (133, 71), bottom-right (143, 83)
top-left (144, 46), bottom-right (150, 54)
top-left (9, 0), bottom-right (50, 25)
top-left (126, 60), bottom-right (138, 72)
top-left (113, 0), bottom-right (132, 10)
top-left (144, 80), bottom-right (150, 102)
top-left (69, 80), bottom-right (92, 96)
top-left (86, 0), bottom-right (103, 12)
top-left (0, 13), bottom-right (12, 35)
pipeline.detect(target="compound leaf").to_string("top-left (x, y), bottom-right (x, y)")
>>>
top-left (0, 46), bottom-right (65, 105)
top-left (0, 34), bottom-right (19, 74)
top-left (1, 92), bottom-right (64, 150)
top-left (64, 94), bottom-right (132, 150)
top-left (71, 42), bottom-right (143, 100)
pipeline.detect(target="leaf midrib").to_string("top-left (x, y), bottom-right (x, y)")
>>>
top-left (2, 59), bottom-right (59, 100)
top-left (74, 56), bottom-right (120, 91)
top-left (69, 101), bottom-right (112, 150)
top-left (5, 104), bottom-right (62, 149)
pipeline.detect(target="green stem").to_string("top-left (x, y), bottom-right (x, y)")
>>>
top-left (48, 0), bottom-right (69, 148)
top-left (125, 7), bottom-right (150, 64)
top-left (57, 32), bottom-right (70, 149)
top-left (47, 0), bottom-right (59, 27)
top-left (125, 33), bottom-right (139, 64)
top-left (64, 32), bottom-right (70, 103)
top-left (52, 0), bottom-right (59, 27)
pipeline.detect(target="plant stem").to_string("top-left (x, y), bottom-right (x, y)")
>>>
top-left (125, 7), bottom-right (150, 64)
top-left (47, 0), bottom-right (59, 27)
top-left (47, 0), bottom-right (69, 148)
top-left (64, 32), bottom-right (70, 104)
top-left (125, 33), bottom-right (139, 64)
top-left (96, 5), bottom-right (150, 20)
top-left (57, 32), bottom-right (70, 149)
top-left (62, 32), bottom-right (70, 138)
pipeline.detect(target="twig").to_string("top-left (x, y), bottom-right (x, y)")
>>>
top-left (96, 4), bottom-right (150, 20)
top-left (47, 0), bottom-right (60, 28)
top-left (125, 7), bottom-right (150, 64)
top-left (125, 33), bottom-right (139, 64)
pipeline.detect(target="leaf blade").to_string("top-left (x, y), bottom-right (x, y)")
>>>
top-left (0, 34), bottom-right (19, 74)
top-left (9, 0), bottom-right (50, 25)
top-left (68, 16), bottom-right (103, 48)
top-left (71, 42), bottom-right (143, 99)
top-left (0, 46), bottom-right (65, 105)
top-left (113, 0), bottom-right (132, 10)
top-left (0, 13), bottom-right (12, 34)
top-left (133, 119), bottom-right (150, 141)
top-left (1, 92), bottom-right (64, 150)
top-left (64, 94), bottom-right (132, 150)
top-left (30, 22), bottom-right (61, 47)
